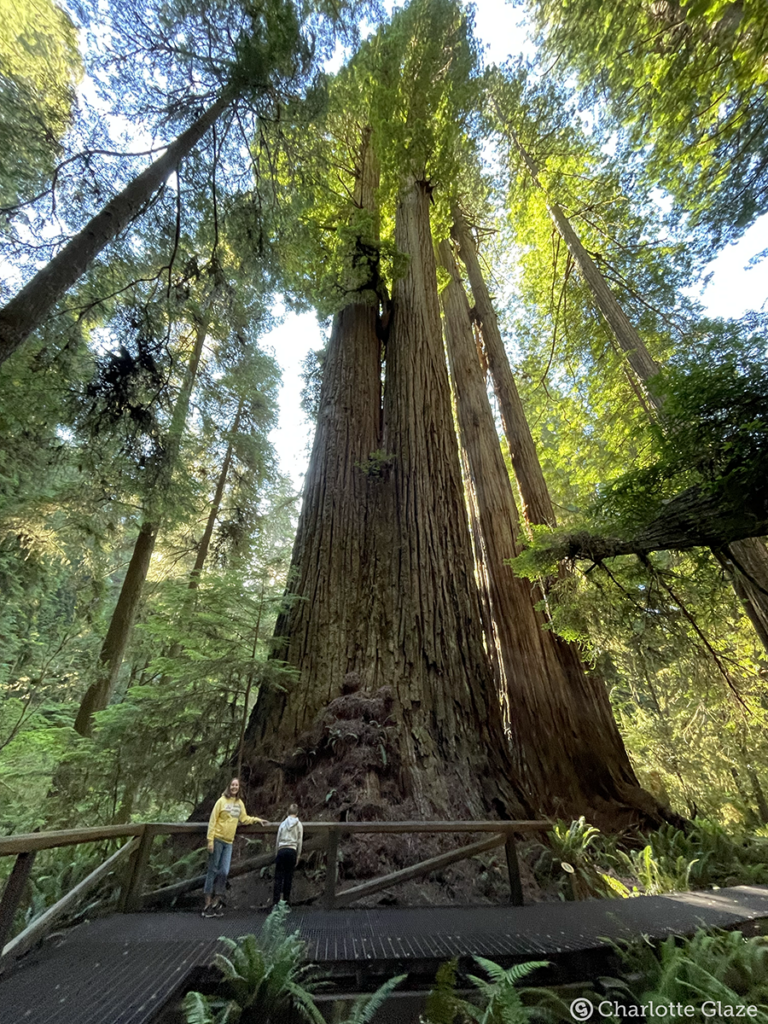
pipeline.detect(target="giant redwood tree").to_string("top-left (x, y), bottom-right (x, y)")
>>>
top-left (241, 0), bottom-right (529, 821)
top-left (238, 0), bottom-right (667, 827)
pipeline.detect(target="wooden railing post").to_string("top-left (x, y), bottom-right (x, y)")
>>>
top-left (323, 829), bottom-right (339, 910)
top-left (120, 825), bottom-right (155, 913)
top-left (504, 833), bottom-right (524, 906)
top-left (0, 851), bottom-right (36, 951)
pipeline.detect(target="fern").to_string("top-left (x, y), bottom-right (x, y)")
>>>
top-left (614, 928), bottom-right (768, 1020)
top-left (183, 905), bottom-right (326, 1024)
top-left (467, 958), bottom-right (551, 1024)
top-left (336, 973), bottom-right (407, 1024)
top-left (183, 992), bottom-right (216, 1024)
top-left (422, 959), bottom-right (465, 1024)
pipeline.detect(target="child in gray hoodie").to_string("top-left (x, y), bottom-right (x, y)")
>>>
top-left (273, 803), bottom-right (303, 905)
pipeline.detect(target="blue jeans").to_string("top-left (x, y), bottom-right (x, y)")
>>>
top-left (204, 839), bottom-right (233, 896)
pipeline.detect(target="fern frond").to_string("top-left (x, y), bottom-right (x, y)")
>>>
top-left (183, 991), bottom-right (215, 1024)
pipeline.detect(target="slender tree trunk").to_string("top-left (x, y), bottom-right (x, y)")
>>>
top-left (0, 91), bottom-right (233, 364)
top-left (189, 399), bottom-right (244, 589)
top-left (505, 131), bottom-right (662, 405)
top-left (747, 766), bottom-right (768, 826)
top-left (73, 313), bottom-right (210, 736)
top-left (506, 130), bottom-right (768, 656)
top-left (74, 520), bottom-right (159, 735)
top-left (452, 211), bottom-right (556, 528)
top-left (439, 236), bottom-right (663, 823)
top-left (458, 443), bottom-right (505, 708)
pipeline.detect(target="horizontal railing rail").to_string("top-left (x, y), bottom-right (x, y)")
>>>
top-left (0, 819), bottom-right (551, 960)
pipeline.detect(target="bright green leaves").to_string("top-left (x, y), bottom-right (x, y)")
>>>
top-left (525, 0), bottom-right (768, 245)
top-left (0, 0), bottom-right (82, 209)
top-left (268, 0), bottom-right (487, 315)
top-left (367, 0), bottom-right (481, 195)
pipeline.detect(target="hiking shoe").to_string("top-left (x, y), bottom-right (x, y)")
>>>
top-left (201, 907), bottom-right (215, 918)
top-left (213, 905), bottom-right (224, 917)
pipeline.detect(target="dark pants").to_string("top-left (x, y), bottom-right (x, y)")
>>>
top-left (273, 847), bottom-right (297, 904)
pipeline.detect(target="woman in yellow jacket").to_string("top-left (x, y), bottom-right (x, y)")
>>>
top-left (203, 777), bottom-right (268, 917)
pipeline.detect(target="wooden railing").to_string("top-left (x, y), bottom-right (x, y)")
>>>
top-left (0, 819), bottom-right (549, 961)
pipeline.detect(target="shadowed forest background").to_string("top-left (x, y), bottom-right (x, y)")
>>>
top-left (1, 0), bottom-right (768, 913)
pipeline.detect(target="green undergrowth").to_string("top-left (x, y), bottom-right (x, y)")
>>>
top-left (535, 817), bottom-right (768, 901)
top-left (181, 909), bottom-right (768, 1024)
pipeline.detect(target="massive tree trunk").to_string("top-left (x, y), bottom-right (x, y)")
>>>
top-left (506, 130), bottom-right (768, 656)
top-left (243, 128), bottom-right (384, 760)
top-left (248, 300), bottom-right (383, 733)
top-left (241, 174), bottom-right (527, 821)
top-left (0, 92), bottom-right (232, 365)
top-left (439, 236), bottom-right (662, 823)
top-left (372, 179), bottom-right (523, 817)
top-left (73, 313), bottom-right (209, 735)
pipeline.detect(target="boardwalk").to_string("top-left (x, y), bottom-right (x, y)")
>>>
top-left (1, 886), bottom-right (768, 1024)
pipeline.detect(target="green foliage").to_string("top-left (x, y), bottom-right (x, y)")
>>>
top-left (356, 449), bottom-right (396, 477)
top-left (464, 958), bottom-right (553, 1024)
top-left (334, 973), bottom-right (407, 1024)
top-left (420, 956), bottom-right (560, 1024)
top-left (524, 0), bottom-right (768, 245)
top-left (621, 843), bottom-right (698, 896)
top-left (608, 929), bottom-right (768, 1021)
top-left (0, 0), bottom-right (81, 211)
top-left (631, 821), bottom-right (768, 889)
top-left (422, 959), bottom-right (465, 1024)
top-left (590, 323), bottom-right (768, 541)
top-left (183, 903), bottom-right (326, 1024)
top-left (544, 818), bottom-right (632, 900)
top-left (534, 818), bottom-right (768, 903)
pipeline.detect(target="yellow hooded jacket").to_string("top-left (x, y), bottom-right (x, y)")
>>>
top-left (207, 795), bottom-right (260, 845)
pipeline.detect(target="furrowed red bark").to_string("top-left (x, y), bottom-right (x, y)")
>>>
top-left (241, 171), bottom-right (528, 821)
top-left (243, 128), bottom-right (384, 755)
top-left (0, 91), bottom-right (232, 365)
top-left (371, 179), bottom-right (525, 817)
top-left (439, 236), bottom-right (660, 823)
top-left (250, 300), bottom-right (383, 729)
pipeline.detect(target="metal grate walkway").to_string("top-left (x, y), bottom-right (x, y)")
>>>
top-left (2, 886), bottom-right (767, 1024)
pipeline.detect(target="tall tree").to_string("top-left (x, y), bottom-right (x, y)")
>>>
top-left (241, 0), bottom-right (527, 820)
top-left (0, 0), bottom-right (358, 365)
top-left (73, 303), bottom-right (211, 735)
top-left (439, 234), bottom-right (662, 821)
top-left (524, 0), bottom-right (768, 246)
top-left (490, 79), bottom-right (768, 659)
